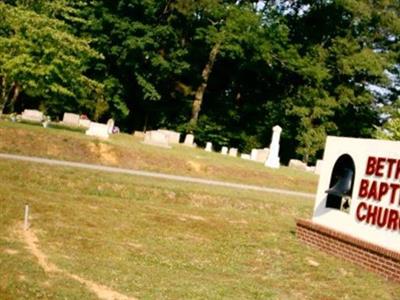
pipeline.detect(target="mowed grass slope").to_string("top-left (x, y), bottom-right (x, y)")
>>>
top-left (1, 160), bottom-right (399, 299)
top-left (0, 121), bottom-right (317, 193)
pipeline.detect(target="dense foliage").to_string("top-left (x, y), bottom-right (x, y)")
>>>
top-left (0, 0), bottom-right (399, 163)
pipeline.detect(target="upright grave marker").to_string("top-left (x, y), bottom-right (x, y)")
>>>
top-left (205, 142), bottom-right (212, 152)
top-left (184, 134), bottom-right (195, 147)
top-left (62, 113), bottom-right (80, 127)
top-left (297, 136), bottom-right (400, 282)
top-left (265, 125), bottom-right (281, 168)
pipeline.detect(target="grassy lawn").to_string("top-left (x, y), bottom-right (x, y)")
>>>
top-left (1, 159), bottom-right (399, 299)
top-left (0, 120), bottom-right (317, 193)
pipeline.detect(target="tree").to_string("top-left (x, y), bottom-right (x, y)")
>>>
top-left (282, 0), bottom-right (400, 162)
top-left (0, 2), bottom-right (103, 116)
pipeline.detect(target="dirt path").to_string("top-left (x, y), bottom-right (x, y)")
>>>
top-left (0, 153), bottom-right (315, 199)
top-left (18, 224), bottom-right (136, 300)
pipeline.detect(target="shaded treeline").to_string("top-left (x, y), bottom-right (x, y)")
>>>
top-left (1, 0), bottom-right (399, 163)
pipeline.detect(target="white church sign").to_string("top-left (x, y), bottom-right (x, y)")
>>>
top-left (312, 136), bottom-right (400, 253)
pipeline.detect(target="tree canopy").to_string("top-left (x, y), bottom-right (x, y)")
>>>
top-left (0, 0), bottom-right (399, 163)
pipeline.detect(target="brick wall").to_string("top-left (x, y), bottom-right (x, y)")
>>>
top-left (296, 219), bottom-right (400, 282)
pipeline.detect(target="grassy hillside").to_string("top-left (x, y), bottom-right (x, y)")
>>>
top-left (0, 120), bottom-right (317, 193)
top-left (1, 159), bottom-right (399, 299)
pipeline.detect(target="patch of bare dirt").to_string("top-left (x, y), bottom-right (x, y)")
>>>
top-left (88, 142), bottom-right (119, 165)
top-left (3, 248), bottom-right (19, 255)
top-left (15, 223), bottom-right (136, 300)
top-left (186, 160), bottom-right (203, 172)
top-left (178, 214), bottom-right (207, 222)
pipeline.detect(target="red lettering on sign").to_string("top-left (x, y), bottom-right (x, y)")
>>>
top-left (358, 179), bottom-right (369, 198)
top-left (376, 207), bottom-right (388, 228)
top-left (366, 205), bottom-right (379, 225)
top-left (376, 157), bottom-right (385, 177)
top-left (390, 183), bottom-right (400, 205)
top-left (356, 202), bottom-right (367, 222)
top-left (377, 182), bottom-right (389, 201)
top-left (367, 181), bottom-right (378, 200)
top-left (395, 160), bottom-right (400, 180)
top-left (387, 209), bottom-right (400, 230)
top-left (366, 156), bottom-right (376, 175)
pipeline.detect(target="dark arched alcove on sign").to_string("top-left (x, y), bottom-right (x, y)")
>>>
top-left (325, 154), bottom-right (356, 210)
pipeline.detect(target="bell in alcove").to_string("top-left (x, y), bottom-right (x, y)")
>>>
top-left (325, 155), bottom-right (355, 213)
top-left (325, 168), bottom-right (354, 197)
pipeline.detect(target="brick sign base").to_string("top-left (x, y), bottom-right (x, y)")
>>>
top-left (296, 219), bottom-right (400, 282)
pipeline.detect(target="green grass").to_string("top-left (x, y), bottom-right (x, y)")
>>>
top-left (0, 120), bottom-right (318, 193)
top-left (0, 159), bottom-right (399, 299)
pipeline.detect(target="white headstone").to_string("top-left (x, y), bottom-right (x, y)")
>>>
top-left (257, 148), bottom-right (269, 163)
top-left (143, 131), bottom-right (171, 148)
top-left (21, 109), bottom-right (44, 123)
top-left (134, 131), bottom-right (146, 138)
top-left (241, 154), bottom-right (251, 160)
top-left (184, 134), bottom-right (195, 147)
top-left (265, 126), bottom-right (282, 168)
top-left (228, 148), bottom-right (238, 157)
top-left (79, 118), bottom-right (91, 129)
top-left (221, 146), bottom-right (228, 155)
top-left (85, 122), bottom-right (109, 139)
top-left (157, 130), bottom-right (181, 144)
top-left (62, 113), bottom-right (80, 127)
top-left (250, 149), bottom-right (258, 161)
top-left (205, 142), bottom-right (212, 152)
top-left (251, 148), bottom-right (270, 163)
top-left (106, 119), bottom-right (115, 134)
top-left (289, 159), bottom-right (308, 171)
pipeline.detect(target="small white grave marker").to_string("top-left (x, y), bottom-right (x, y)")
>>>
top-left (221, 146), bottom-right (228, 155)
top-left (205, 142), bottom-right (212, 152)
top-left (228, 148), bottom-right (238, 157)
top-left (184, 134), bottom-right (195, 147)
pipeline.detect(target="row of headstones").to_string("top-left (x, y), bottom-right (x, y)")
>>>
top-left (205, 141), bottom-right (323, 174)
top-left (288, 159), bottom-right (324, 175)
top-left (62, 112), bottom-right (117, 139)
top-left (14, 110), bottom-right (117, 139)
top-left (140, 126), bottom-right (322, 174)
top-left (205, 125), bottom-right (282, 169)
top-left (141, 129), bottom-right (194, 148)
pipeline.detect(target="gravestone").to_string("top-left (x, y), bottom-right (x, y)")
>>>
top-left (85, 122), bottom-right (109, 139)
top-left (205, 142), bottom-right (212, 152)
top-left (106, 118), bottom-right (115, 134)
top-left (134, 131), bottom-right (146, 139)
top-left (79, 118), bottom-right (91, 129)
top-left (21, 109), bottom-right (44, 123)
top-left (251, 148), bottom-right (270, 163)
top-left (257, 148), bottom-right (269, 163)
top-left (250, 149), bottom-right (258, 161)
top-left (157, 129), bottom-right (181, 144)
top-left (241, 154), bottom-right (251, 160)
top-left (184, 134), bottom-right (195, 147)
top-left (228, 148), bottom-right (238, 157)
top-left (221, 146), bottom-right (228, 155)
top-left (143, 131), bottom-right (171, 148)
top-left (288, 159), bottom-right (308, 171)
top-left (265, 125), bottom-right (282, 168)
top-left (62, 113), bottom-right (80, 127)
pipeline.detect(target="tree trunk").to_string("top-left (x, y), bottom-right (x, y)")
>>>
top-left (0, 75), bottom-right (7, 115)
top-left (190, 42), bottom-right (220, 125)
top-left (9, 81), bottom-right (20, 112)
